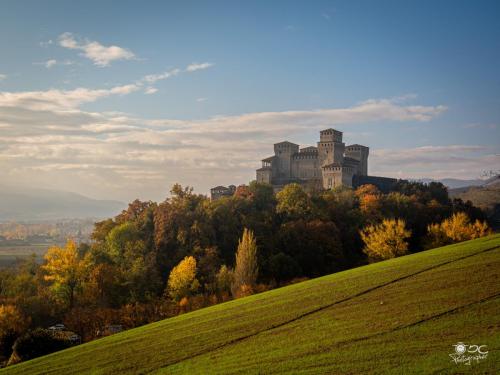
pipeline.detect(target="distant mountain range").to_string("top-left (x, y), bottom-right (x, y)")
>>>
top-left (414, 178), bottom-right (488, 189)
top-left (0, 186), bottom-right (126, 221)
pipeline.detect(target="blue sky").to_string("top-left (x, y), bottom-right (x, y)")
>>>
top-left (0, 0), bottom-right (499, 201)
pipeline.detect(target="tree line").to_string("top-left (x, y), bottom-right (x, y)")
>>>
top-left (0, 180), bottom-right (492, 365)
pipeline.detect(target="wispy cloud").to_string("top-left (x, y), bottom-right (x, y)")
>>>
top-left (39, 39), bottom-right (53, 48)
top-left (45, 59), bottom-right (57, 68)
top-left (0, 86), bottom-right (456, 199)
top-left (371, 146), bottom-right (499, 180)
top-left (0, 74), bottom-right (6, 81)
top-left (196, 97), bottom-right (208, 102)
top-left (141, 68), bottom-right (180, 84)
top-left (58, 32), bottom-right (136, 67)
top-left (186, 62), bottom-right (214, 72)
top-left (144, 87), bottom-right (158, 95)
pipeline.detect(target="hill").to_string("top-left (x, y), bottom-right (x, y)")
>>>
top-left (4, 235), bottom-right (500, 374)
top-left (449, 178), bottom-right (500, 228)
top-left (0, 186), bottom-right (125, 221)
top-left (415, 177), bottom-right (486, 189)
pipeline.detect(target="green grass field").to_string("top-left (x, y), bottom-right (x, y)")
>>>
top-left (4, 235), bottom-right (500, 374)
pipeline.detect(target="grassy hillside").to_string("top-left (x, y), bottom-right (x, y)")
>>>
top-left (4, 235), bottom-right (500, 374)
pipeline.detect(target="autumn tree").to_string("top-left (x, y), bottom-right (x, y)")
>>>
top-left (360, 219), bottom-right (411, 262)
top-left (167, 256), bottom-right (200, 302)
top-left (215, 265), bottom-right (233, 299)
top-left (0, 305), bottom-right (30, 359)
top-left (425, 212), bottom-right (492, 249)
top-left (232, 228), bottom-right (258, 297)
top-left (41, 240), bottom-right (86, 309)
top-left (276, 183), bottom-right (313, 219)
top-left (355, 184), bottom-right (382, 222)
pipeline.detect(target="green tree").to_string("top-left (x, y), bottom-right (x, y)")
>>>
top-left (215, 265), bottom-right (233, 297)
top-left (167, 256), bottom-right (200, 302)
top-left (360, 219), bottom-right (411, 261)
top-left (232, 228), bottom-right (258, 297)
top-left (276, 183), bottom-right (313, 219)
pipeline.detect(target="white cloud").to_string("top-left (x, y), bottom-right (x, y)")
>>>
top-left (45, 59), bottom-right (57, 68)
top-left (0, 87), bottom-right (457, 200)
top-left (196, 97), bottom-right (207, 102)
top-left (186, 62), bottom-right (214, 72)
top-left (0, 83), bottom-right (141, 111)
top-left (0, 74), bottom-right (6, 81)
top-left (39, 39), bottom-right (53, 48)
top-left (34, 59), bottom-right (75, 69)
top-left (144, 87), bottom-right (158, 95)
top-left (58, 32), bottom-right (136, 67)
top-left (142, 68), bottom-right (180, 84)
top-left (370, 145), bottom-right (500, 180)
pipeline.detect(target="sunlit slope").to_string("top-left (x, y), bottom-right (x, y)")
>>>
top-left (4, 235), bottom-right (500, 375)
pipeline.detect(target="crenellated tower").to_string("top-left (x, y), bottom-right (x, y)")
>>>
top-left (317, 128), bottom-right (345, 167)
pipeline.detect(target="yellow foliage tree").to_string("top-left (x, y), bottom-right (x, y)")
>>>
top-left (0, 304), bottom-right (30, 338)
top-left (425, 212), bottom-right (492, 249)
top-left (360, 219), bottom-right (411, 261)
top-left (231, 228), bottom-right (258, 297)
top-left (41, 239), bottom-right (86, 308)
top-left (167, 256), bottom-right (200, 302)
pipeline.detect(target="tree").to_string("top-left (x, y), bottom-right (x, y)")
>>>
top-left (41, 240), bottom-right (86, 309)
top-left (215, 265), bottom-right (233, 298)
top-left (360, 219), bottom-right (411, 261)
top-left (425, 212), bottom-right (492, 249)
top-left (0, 305), bottom-right (30, 359)
top-left (232, 228), bottom-right (258, 297)
top-left (167, 256), bottom-right (200, 302)
top-left (277, 220), bottom-right (344, 278)
top-left (355, 184), bottom-right (382, 221)
top-left (276, 183), bottom-right (312, 219)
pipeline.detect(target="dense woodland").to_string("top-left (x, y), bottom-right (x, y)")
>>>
top-left (0, 181), bottom-right (492, 366)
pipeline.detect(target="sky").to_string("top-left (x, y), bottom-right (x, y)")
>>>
top-left (0, 0), bottom-right (499, 202)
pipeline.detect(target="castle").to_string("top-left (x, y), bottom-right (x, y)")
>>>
top-left (256, 128), bottom-right (396, 191)
top-left (211, 128), bottom-right (398, 200)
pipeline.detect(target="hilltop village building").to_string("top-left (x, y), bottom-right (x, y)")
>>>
top-left (211, 128), bottom-right (398, 200)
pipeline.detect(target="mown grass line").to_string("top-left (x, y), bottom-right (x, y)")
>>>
top-left (156, 245), bottom-right (500, 371)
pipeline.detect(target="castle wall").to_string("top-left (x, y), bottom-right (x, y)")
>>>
top-left (256, 168), bottom-right (272, 184)
top-left (345, 145), bottom-right (369, 176)
top-left (291, 153), bottom-right (320, 179)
